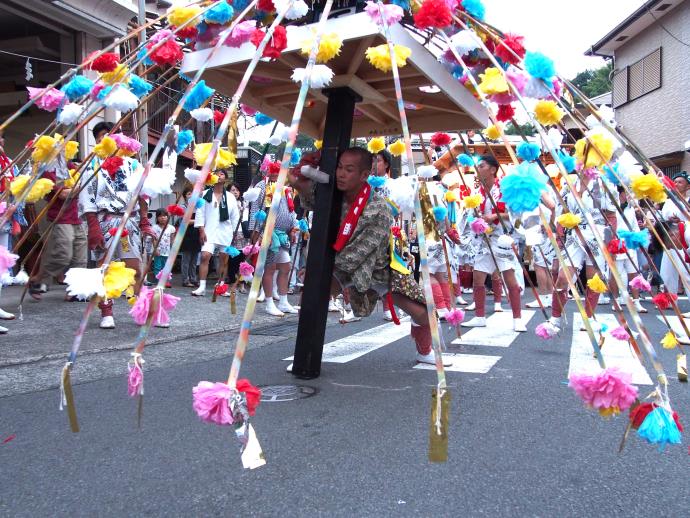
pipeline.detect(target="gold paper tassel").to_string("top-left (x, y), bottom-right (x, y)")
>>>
top-left (419, 182), bottom-right (440, 242)
top-left (60, 363), bottom-right (80, 433)
top-left (428, 387), bottom-right (450, 463)
top-left (677, 353), bottom-right (688, 382)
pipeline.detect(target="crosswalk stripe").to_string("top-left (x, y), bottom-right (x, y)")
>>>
top-left (283, 318), bottom-right (411, 363)
top-left (658, 315), bottom-right (690, 338)
top-left (450, 310), bottom-right (536, 347)
top-left (569, 313), bottom-right (652, 385)
top-left (414, 353), bottom-right (501, 373)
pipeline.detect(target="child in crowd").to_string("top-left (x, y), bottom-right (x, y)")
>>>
top-left (153, 208), bottom-right (175, 288)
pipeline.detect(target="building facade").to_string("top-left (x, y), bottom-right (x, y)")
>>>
top-left (587, 0), bottom-right (689, 175)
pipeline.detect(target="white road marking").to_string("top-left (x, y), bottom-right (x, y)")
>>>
top-left (658, 315), bottom-right (690, 339)
top-left (414, 353), bottom-right (501, 373)
top-left (569, 313), bottom-right (652, 385)
top-left (284, 318), bottom-right (411, 363)
top-left (450, 310), bottom-right (536, 347)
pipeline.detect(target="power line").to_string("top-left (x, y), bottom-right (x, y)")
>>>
top-left (645, 4), bottom-right (690, 48)
top-left (0, 49), bottom-right (78, 66)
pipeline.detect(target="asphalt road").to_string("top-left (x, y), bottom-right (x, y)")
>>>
top-left (1, 300), bottom-right (689, 517)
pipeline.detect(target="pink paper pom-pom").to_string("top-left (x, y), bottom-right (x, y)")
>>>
top-left (0, 202), bottom-right (7, 216)
top-left (111, 133), bottom-right (142, 153)
top-left (630, 274), bottom-right (651, 292)
top-left (27, 86), bottom-right (66, 112)
top-left (129, 286), bottom-right (180, 326)
top-left (610, 326), bottom-right (630, 341)
top-left (568, 367), bottom-right (638, 413)
top-left (155, 270), bottom-right (173, 281)
top-left (239, 261), bottom-right (255, 278)
top-left (225, 20), bottom-right (257, 48)
top-left (471, 218), bottom-right (489, 234)
top-left (127, 358), bottom-right (144, 397)
top-left (583, 167), bottom-right (599, 180)
top-left (505, 67), bottom-right (528, 95)
top-left (0, 245), bottom-right (19, 277)
top-left (446, 308), bottom-right (465, 326)
top-left (149, 29), bottom-right (173, 45)
top-left (192, 381), bottom-right (235, 425)
top-left (241, 104), bottom-right (257, 117)
top-left (90, 81), bottom-right (106, 101)
top-left (535, 322), bottom-right (559, 339)
top-left (364, 1), bottom-right (404, 25)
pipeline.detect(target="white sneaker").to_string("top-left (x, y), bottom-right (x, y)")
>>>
top-left (38, 283), bottom-right (48, 293)
top-left (286, 362), bottom-right (293, 373)
top-left (466, 302), bottom-right (476, 311)
top-left (682, 312), bottom-right (690, 319)
top-left (416, 351), bottom-right (453, 366)
top-left (548, 316), bottom-right (562, 330)
top-left (456, 295), bottom-right (468, 306)
top-left (257, 289), bottom-right (265, 303)
top-left (191, 287), bottom-right (205, 297)
top-left (526, 295), bottom-right (551, 309)
top-left (462, 287), bottom-right (473, 294)
top-left (155, 322), bottom-right (170, 328)
top-left (437, 308), bottom-right (449, 320)
top-left (383, 309), bottom-right (393, 321)
top-left (494, 302), bottom-right (504, 312)
top-left (0, 324), bottom-right (7, 334)
top-left (100, 316), bottom-right (115, 329)
top-left (341, 309), bottom-right (361, 323)
top-left (461, 316), bottom-right (486, 328)
top-left (273, 289), bottom-right (280, 301)
top-left (265, 299), bottom-right (285, 317)
top-left (598, 295), bottom-right (610, 305)
top-left (0, 308), bottom-right (15, 320)
top-left (513, 318), bottom-right (527, 332)
top-left (633, 299), bottom-right (648, 313)
top-left (277, 300), bottom-right (299, 314)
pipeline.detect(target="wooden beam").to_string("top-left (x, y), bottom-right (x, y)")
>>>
top-left (346, 35), bottom-right (375, 75)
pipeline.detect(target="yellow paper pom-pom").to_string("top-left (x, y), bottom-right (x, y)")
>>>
top-left (574, 133), bottom-right (614, 168)
top-left (100, 64), bottom-right (129, 86)
top-left (206, 173), bottom-right (219, 186)
top-left (598, 406), bottom-right (621, 418)
top-left (631, 174), bottom-right (667, 204)
top-left (483, 124), bottom-right (502, 141)
top-left (387, 139), bottom-right (406, 157)
top-left (586, 273), bottom-right (608, 294)
top-left (127, 296), bottom-right (137, 306)
top-left (9, 176), bottom-right (29, 198)
top-left (27, 178), bottom-right (54, 203)
top-left (367, 137), bottom-right (386, 154)
top-left (557, 212), bottom-right (581, 229)
top-left (64, 169), bottom-right (81, 189)
top-left (31, 135), bottom-right (57, 163)
top-left (94, 136), bottom-right (117, 159)
top-left (301, 32), bottom-right (342, 63)
top-left (534, 100), bottom-right (564, 126)
top-left (314, 140), bottom-right (323, 150)
top-left (661, 331), bottom-right (679, 349)
top-left (463, 193), bottom-right (483, 209)
top-left (193, 143), bottom-right (237, 170)
top-left (64, 140), bottom-right (79, 161)
top-left (103, 261), bottom-right (136, 300)
top-left (365, 44), bottom-right (411, 73)
top-left (445, 190), bottom-right (459, 203)
top-left (167, 5), bottom-right (201, 27)
top-left (478, 67), bottom-right (509, 95)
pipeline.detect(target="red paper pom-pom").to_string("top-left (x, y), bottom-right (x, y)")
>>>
top-left (495, 33), bottom-right (526, 65)
top-left (87, 52), bottom-right (120, 73)
top-left (430, 132), bottom-right (452, 147)
top-left (108, 227), bottom-right (129, 237)
top-left (173, 26), bottom-right (198, 40)
top-left (662, 175), bottom-right (676, 190)
top-left (607, 238), bottom-right (627, 255)
top-left (101, 156), bottom-right (124, 177)
top-left (630, 402), bottom-right (684, 431)
top-left (413, 0), bottom-right (452, 30)
top-left (214, 283), bottom-right (229, 296)
top-left (213, 109), bottom-right (226, 125)
top-left (446, 227), bottom-right (460, 242)
top-left (257, 0), bottom-right (275, 11)
top-left (391, 226), bottom-right (402, 238)
top-left (267, 161), bottom-right (281, 175)
top-left (260, 25), bottom-right (287, 59)
top-left (167, 204), bottom-right (185, 217)
top-left (148, 39), bottom-right (183, 66)
top-left (496, 104), bottom-right (515, 123)
top-left (652, 292), bottom-right (678, 310)
top-left (236, 379), bottom-right (261, 415)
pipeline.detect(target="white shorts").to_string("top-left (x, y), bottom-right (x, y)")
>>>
top-left (201, 242), bottom-right (229, 254)
top-left (532, 240), bottom-right (556, 269)
top-left (615, 257), bottom-right (637, 276)
top-left (563, 243), bottom-right (608, 275)
top-left (474, 251), bottom-right (516, 275)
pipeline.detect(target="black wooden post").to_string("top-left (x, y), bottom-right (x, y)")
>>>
top-left (291, 87), bottom-right (361, 379)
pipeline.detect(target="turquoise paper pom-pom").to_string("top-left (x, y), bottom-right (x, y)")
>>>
top-left (290, 147), bottom-right (302, 167)
top-left (524, 52), bottom-right (556, 81)
top-left (255, 210), bottom-right (267, 223)
top-left (176, 129), bottom-right (194, 154)
top-left (63, 76), bottom-right (94, 101)
top-left (558, 150), bottom-right (576, 173)
top-left (637, 407), bottom-right (682, 451)
top-left (458, 154), bottom-right (475, 167)
top-left (254, 112), bottom-right (273, 125)
top-left (433, 206), bottom-right (448, 222)
top-left (224, 245), bottom-right (241, 258)
top-left (618, 229), bottom-right (650, 250)
top-left (183, 80), bottom-right (215, 111)
top-left (367, 175), bottom-right (386, 188)
top-left (204, 1), bottom-right (234, 24)
top-left (516, 141), bottom-right (541, 162)
top-left (499, 161), bottom-right (548, 213)
top-left (462, 0), bottom-right (485, 20)
top-left (129, 75), bottom-right (153, 98)
top-left (298, 219), bottom-right (309, 232)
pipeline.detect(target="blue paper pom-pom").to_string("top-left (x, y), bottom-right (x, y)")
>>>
top-left (499, 161), bottom-right (548, 213)
top-left (516, 141), bottom-right (541, 162)
top-left (462, 0), bottom-right (485, 20)
top-left (524, 52), bottom-right (556, 81)
top-left (178, 71), bottom-right (193, 83)
top-left (129, 75), bottom-right (153, 98)
top-left (558, 150), bottom-right (576, 173)
top-left (183, 80), bottom-right (215, 111)
top-left (204, 1), bottom-right (234, 24)
top-left (196, 198), bottom-right (205, 209)
top-left (618, 229), bottom-right (650, 250)
top-left (137, 47), bottom-right (154, 67)
top-left (233, 0), bottom-right (250, 10)
top-left (62, 75), bottom-right (94, 101)
top-left (637, 407), bottom-right (682, 451)
top-left (433, 206), bottom-right (448, 222)
top-left (298, 219), bottom-right (309, 232)
top-left (290, 147), bottom-right (302, 167)
top-left (255, 210), bottom-right (267, 223)
top-left (97, 85), bottom-right (112, 101)
top-left (176, 129), bottom-right (194, 154)
top-left (224, 245), bottom-right (241, 258)
top-left (367, 175), bottom-right (386, 188)
top-left (458, 153), bottom-right (475, 167)
top-left (602, 163), bottom-right (628, 186)
top-left (254, 112), bottom-right (273, 126)
top-left (390, 0), bottom-right (410, 9)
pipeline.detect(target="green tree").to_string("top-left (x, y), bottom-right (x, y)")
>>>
top-left (571, 63), bottom-right (612, 98)
top-left (504, 121), bottom-right (536, 137)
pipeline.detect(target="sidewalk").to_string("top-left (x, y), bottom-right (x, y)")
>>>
top-left (0, 278), bottom-right (309, 368)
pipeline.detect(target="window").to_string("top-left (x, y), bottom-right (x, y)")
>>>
top-left (611, 48), bottom-right (662, 107)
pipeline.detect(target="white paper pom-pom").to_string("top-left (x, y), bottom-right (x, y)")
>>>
top-left (104, 85), bottom-right (139, 112)
top-left (190, 107), bottom-right (213, 122)
top-left (275, 0), bottom-right (308, 20)
top-left (387, 176), bottom-right (416, 215)
top-left (243, 186), bottom-right (262, 203)
top-left (417, 165), bottom-right (438, 178)
top-left (449, 30), bottom-right (481, 56)
top-left (141, 168), bottom-right (176, 197)
top-left (545, 128), bottom-right (564, 149)
top-left (58, 103), bottom-right (85, 125)
top-left (64, 267), bottom-right (105, 300)
top-left (184, 168), bottom-right (202, 185)
top-left (522, 77), bottom-right (551, 100)
top-left (291, 65), bottom-right (334, 89)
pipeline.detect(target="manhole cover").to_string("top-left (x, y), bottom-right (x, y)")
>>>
top-left (258, 384), bottom-right (317, 402)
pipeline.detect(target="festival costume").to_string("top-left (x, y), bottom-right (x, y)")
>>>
top-left (195, 188), bottom-right (239, 253)
top-left (248, 178), bottom-right (296, 265)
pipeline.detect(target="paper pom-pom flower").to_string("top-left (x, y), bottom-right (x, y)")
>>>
top-left (461, 0), bottom-right (486, 20)
top-left (129, 286), bottom-right (181, 326)
top-left (255, 210), bottom-right (267, 223)
top-left (417, 165), bottom-right (438, 179)
top-left (167, 204), bottom-right (185, 217)
top-left (0, 246), bottom-right (19, 278)
top-left (495, 33), bottom-right (525, 65)
top-left (652, 292), bottom-right (677, 310)
top-left (446, 308), bottom-right (465, 326)
top-left (239, 261), bottom-right (255, 279)
top-left (558, 150), bottom-right (576, 173)
top-left (367, 137), bottom-right (386, 154)
top-left (637, 406), bottom-right (683, 450)
top-left (432, 206), bottom-right (448, 222)
top-left (10, 176), bottom-right (54, 203)
top-left (430, 132), bottom-right (452, 147)
top-left (496, 104), bottom-right (515, 123)
top-left (586, 273), bottom-right (607, 294)
top-left (574, 133), bottom-right (614, 169)
top-left (516, 141), bottom-right (541, 162)
top-left (630, 274), bottom-right (651, 292)
top-left (167, 6), bottom-right (201, 27)
top-left (471, 218), bottom-right (489, 234)
top-left (99, 64), bottom-right (129, 85)
top-left (30, 135), bottom-right (56, 163)
top-left (449, 29), bottom-right (482, 56)
top-left (101, 156), bottom-right (124, 177)
top-left (661, 331), bottom-right (679, 349)
top-left (291, 65), bottom-right (334, 89)
top-left (524, 52), bottom-right (556, 81)
top-left (63, 75), bottom-right (94, 101)
top-left (203, 0), bottom-right (233, 24)
top-left (368, 175), bottom-right (386, 189)
top-left (463, 193), bottom-right (482, 209)
top-left (103, 261), bottom-right (136, 300)
top-left (254, 112), bottom-right (273, 125)
top-left (224, 246), bottom-right (241, 258)
top-left (483, 124), bottom-right (502, 140)
top-left (535, 321), bottom-right (559, 339)
top-left (225, 20), bottom-right (256, 47)
top-left (364, 1), bottom-right (404, 26)
top-left (190, 107), bottom-right (214, 122)
top-left (387, 139), bottom-right (406, 157)
top-left (610, 326), bottom-right (630, 341)
top-left (444, 190), bottom-right (459, 203)
top-left (57, 103), bottom-right (84, 126)
top-left (148, 38), bottom-right (183, 67)
top-left (568, 367), bottom-right (638, 416)
top-left (414, 0), bottom-right (452, 29)
top-left (631, 174), bottom-right (667, 204)
top-left (478, 67), bottom-right (509, 95)
top-left (617, 229), bottom-right (650, 250)
top-left (87, 52), bottom-right (120, 73)
top-left (242, 243), bottom-right (260, 256)
top-left (251, 25), bottom-right (287, 59)
top-left (64, 267), bottom-right (105, 300)
top-left (274, 0), bottom-right (308, 20)
top-left (557, 212), bottom-right (581, 229)
top-left (534, 100), bottom-right (564, 126)
top-left (175, 129), bottom-right (194, 154)
top-left (192, 381), bottom-right (235, 425)
top-left (94, 136), bottom-right (117, 159)
top-left (365, 44), bottom-right (411, 73)
top-left (27, 86), bottom-right (65, 112)
top-left (193, 142), bottom-right (236, 170)
top-left (183, 80), bottom-right (215, 111)
top-left (499, 161), bottom-right (548, 213)
top-left (111, 133), bottom-right (142, 155)
top-left (104, 85), bottom-right (138, 112)
top-left (128, 75), bottom-right (153, 98)
top-left (458, 154), bottom-right (475, 167)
